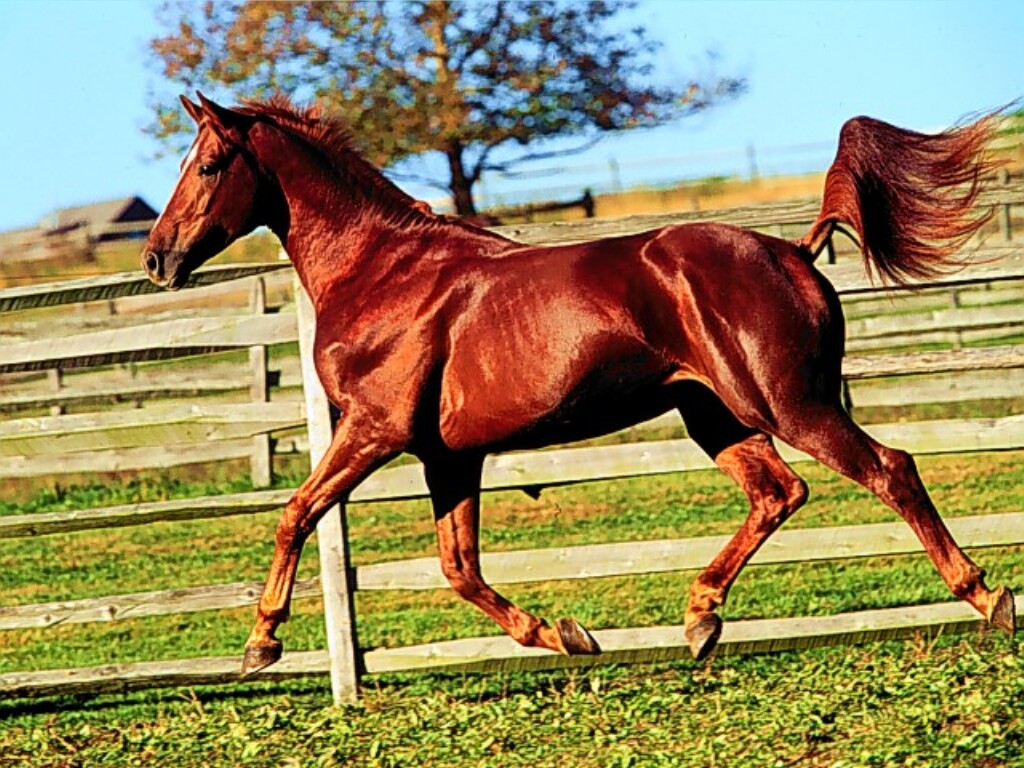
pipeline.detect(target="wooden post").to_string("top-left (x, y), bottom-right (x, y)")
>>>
top-left (47, 368), bottom-right (63, 416)
top-left (950, 287), bottom-right (964, 350)
top-left (248, 277), bottom-right (272, 488)
top-left (293, 266), bottom-right (361, 704)
top-left (581, 189), bottom-right (595, 219)
top-left (998, 169), bottom-right (1013, 242)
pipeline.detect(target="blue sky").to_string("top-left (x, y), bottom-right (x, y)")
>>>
top-left (0, 0), bottom-right (1021, 230)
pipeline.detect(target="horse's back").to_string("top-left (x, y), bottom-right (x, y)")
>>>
top-left (433, 221), bottom-right (842, 449)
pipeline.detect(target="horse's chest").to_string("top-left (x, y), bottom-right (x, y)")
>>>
top-left (311, 311), bottom-right (435, 410)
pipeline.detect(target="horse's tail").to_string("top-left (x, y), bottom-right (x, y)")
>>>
top-left (797, 111), bottom-right (1003, 285)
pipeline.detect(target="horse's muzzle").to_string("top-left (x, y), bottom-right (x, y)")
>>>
top-left (142, 249), bottom-right (188, 291)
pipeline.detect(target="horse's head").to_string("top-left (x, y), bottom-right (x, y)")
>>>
top-left (143, 94), bottom-right (263, 290)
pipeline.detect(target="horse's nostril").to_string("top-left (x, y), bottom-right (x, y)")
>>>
top-left (144, 251), bottom-right (161, 276)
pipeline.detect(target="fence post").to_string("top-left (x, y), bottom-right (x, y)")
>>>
top-left (998, 169), bottom-right (1013, 242)
top-left (47, 368), bottom-right (63, 416)
top-left (950, 287), bottom-right (964, 350)
top-left (249, 277), bottom-right (273, 488)
top-left (293, 266), bottom-right (361, 704)
top-left (581, 189), bottom-right (595, 218)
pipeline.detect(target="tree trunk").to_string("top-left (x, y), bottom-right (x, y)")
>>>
top-left (446, 142), bottom-right (478, 217)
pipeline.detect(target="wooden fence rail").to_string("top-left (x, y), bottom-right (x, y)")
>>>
top-left (2, 192), bottom-right (1023, 704)
top-left (0, 263), bottom-right (290, 313)
top-left (0, 438), bottom-right (301, 481)
top-left (492, 183), bottom-right (1024, 245)
top-left (4, 511), bottom-right (1023, 633)
top-left (8, 342), bottom-right (1021, 479)
top-left (0, 313), bottom-right (297, 374)
top-left (0, 378), bottom-right (287, 416)
top-left (2, 405), bottom-right (1023, 537)
top-left (2, 590), bottom-right (1022, 700)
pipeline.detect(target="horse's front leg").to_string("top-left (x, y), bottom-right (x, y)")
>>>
top-left (424, 451), bottom-right (601, 656)
top-left (242, 411), bottom-right (397, 675)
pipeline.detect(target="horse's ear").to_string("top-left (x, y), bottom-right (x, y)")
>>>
top-left (179, 95), bottom-right (202, 124)
top-left (196, 91), bottom-right (249, 139)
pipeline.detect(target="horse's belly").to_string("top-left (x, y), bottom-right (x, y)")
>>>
top-left (438, 337), bottom-right (678, 452)
top-left (493, 382), bottom-right (679, 450)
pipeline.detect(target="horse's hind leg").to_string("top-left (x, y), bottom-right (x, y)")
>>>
top-left (777, 403), bottom-right (1015, 634)
top-left (424, 451), bottom-right (601, 656)
top-left (677, 383), bottom-right (808, 660)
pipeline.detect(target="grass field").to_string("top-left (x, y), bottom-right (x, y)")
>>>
top-left (2, 438), bottom-right (1023, 766)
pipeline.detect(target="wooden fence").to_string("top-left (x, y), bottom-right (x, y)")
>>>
top-left (1, 189), bottom-right (1023, 704)
top-left (491, 176), bottom-right (1024, 246)
top-left (2, 251), bottom-right (1023, 481)
top-left (489, 189), bottom-right (596, 224)
top-left (0, 265), bottom-right (300, 486)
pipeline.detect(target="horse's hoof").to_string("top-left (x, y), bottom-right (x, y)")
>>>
top-left (685, 614), bottom-right (723, 661)
top-left (241, 639), bottom-right (283, 676)
top-left (988, 585), bottom-right (1016, 634)
top-left (555, 618), bottom-right (601, 655)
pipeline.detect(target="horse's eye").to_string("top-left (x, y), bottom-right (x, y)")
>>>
top-left (198, 163), bottom-right (217, 177)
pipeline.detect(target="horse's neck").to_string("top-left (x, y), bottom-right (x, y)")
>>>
top-left (274, 186), bottom-right (377, 303)
top-left (254, 134), bottom-right (383, 302)
top-left (251, 124), bottom-right (512, 309)
top-left (253, 125), bottom-right (509, 309)
top-left (270, 169), bottom-right (504, 308)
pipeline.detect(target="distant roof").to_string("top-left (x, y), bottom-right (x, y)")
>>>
top-left (44, 196), bottom-right (157, 231)
top-left (0, 196), bottom-right (158, 257)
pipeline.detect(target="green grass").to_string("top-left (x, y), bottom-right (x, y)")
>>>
top-left (2, 638), bottom-right (1023, 768)
top-left (1, 381), bottom-right (1022, 767)
top-left (2, 448), bottom-right (1024, 766)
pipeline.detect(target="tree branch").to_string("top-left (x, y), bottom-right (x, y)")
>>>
top-left (479, 134), bottom-right (606, 178)
top-left (452, 3), bottom-right (506, 74)
top-left (381, 168), bottom-right (451, 194)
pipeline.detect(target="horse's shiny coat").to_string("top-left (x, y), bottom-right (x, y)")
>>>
top-left (145, 94), bottom-right (1015, 674)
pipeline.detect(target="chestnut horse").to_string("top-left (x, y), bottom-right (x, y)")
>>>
top-left (144, 94), bottom-right (1015, 675)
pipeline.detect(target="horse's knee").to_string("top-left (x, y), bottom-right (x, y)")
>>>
top-left (441, 566), bottom-right (484, 601)
top-left (877, 445), bottom-right (917, 478)
top-left (275, 501), bottom-right (315, 548)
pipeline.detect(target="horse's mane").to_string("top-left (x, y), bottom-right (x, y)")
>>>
top-left (237, 95), bottom-right (439, 230)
